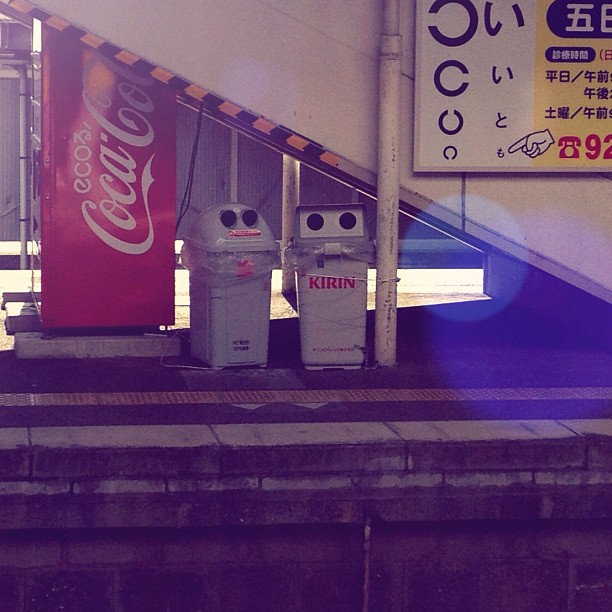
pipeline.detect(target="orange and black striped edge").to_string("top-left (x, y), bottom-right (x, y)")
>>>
top-left (6, 0), bottom-right (375, 193)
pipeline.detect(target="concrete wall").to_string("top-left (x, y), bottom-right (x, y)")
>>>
top-left (13, 0), bottom-right (612, 302)
top-left (176, 105), bottom-right (365, 241)
top-left (0, 419), bottom-right (610, 610)
top-left (0, 521), bottom-right (610, 611)
top-left (176, 105), bottom-right (446, 249)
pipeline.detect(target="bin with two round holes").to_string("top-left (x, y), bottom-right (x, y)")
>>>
top-left (181, 203), bottom-right (279, 368)
top-left (286, 203), bottom-right (375, 369)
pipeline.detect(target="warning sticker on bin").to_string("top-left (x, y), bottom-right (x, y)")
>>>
top-left (228, 229), bottom-right (262, 237)
top-left (236, 259), bottom-right (255, 277)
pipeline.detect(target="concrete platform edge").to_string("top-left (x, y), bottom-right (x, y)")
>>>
top-left (14, 331), bottom-right (181, 359)
top-left (0, 419), bottom-right (608, 530)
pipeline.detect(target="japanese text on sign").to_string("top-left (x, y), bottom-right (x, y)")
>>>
top-left (414, 1), bottom-right (612, 172)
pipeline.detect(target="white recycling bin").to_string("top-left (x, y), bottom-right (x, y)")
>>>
top-left (287, 203), bottom-right (375, 369)
top-left (181, 203), bottom-right (279, 368)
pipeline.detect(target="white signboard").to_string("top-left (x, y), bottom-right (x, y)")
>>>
top-left (415, 0), bottom-right (612, 172)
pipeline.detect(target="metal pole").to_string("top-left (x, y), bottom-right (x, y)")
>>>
top-left (17, 63), bottom-right (30, 270)
top-left (230, 130), bottom-right (238, 202)
top-left (375, 0), bottom-right (401, 366)
top-left (362, 517), bottom-right (372, 612)
top-left (281, 155), bottom-right (300, 295)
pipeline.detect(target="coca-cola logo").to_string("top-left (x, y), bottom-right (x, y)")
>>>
top-left (71, 52), bottom-right (158, 254)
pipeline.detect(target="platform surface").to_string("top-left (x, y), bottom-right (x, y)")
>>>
top-left (0, 268), bottom-right (607, 427)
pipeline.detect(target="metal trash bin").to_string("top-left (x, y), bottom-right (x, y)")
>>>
top-left (181, 203), bottom-right (279, 368)
top-left (285, 203), bottom-right (375, 369)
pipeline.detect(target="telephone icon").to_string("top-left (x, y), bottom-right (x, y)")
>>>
top-left (558, 136), bottom-right (581, 159)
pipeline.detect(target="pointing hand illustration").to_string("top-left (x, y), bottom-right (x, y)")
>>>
top-left (508, 129), bottom-right (555, 158)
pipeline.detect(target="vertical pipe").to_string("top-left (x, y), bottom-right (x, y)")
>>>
top-left (362, 518), bottom-right (372, 612)
top-left (230, 130), bottom-right (239, 202)
top-left (18, 63), bottom-right (29, 270)
top-left (281, 155), bottom-right (300, 295)
top-left (375, 0), bottom-right (402, 366)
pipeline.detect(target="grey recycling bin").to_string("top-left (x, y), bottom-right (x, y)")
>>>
top-left (285, 203), bottom-right (375, 369)
top-left (181, 203), bottom-right (279, 368)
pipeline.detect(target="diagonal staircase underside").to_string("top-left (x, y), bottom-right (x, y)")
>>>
top-left (3, 0), bottom-right (612, 303)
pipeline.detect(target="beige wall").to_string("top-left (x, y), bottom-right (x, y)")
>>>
top-left (17, 0), bottom-right (612, 300)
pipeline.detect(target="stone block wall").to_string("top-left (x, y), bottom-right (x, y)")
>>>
top-left (0, 522), bottom-right (610, 611)
top-left (0, 418), bottom-right (609, 610)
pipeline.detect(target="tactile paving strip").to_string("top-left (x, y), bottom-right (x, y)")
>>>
top-left (0, 386), bottom-right (607, 407)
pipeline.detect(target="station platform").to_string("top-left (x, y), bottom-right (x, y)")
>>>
top-left (0, 266), bottom-right (610, 612)
top-left (0, 268), bottom-right (609, 427)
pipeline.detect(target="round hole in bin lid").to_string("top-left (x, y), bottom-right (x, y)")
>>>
top-left (220, 209), bottom-right (238, 228)
top-left (339, 212), bottom-right (357, 230)
top-left (242, 209), bottom-right (259, 227)
top-left (306, 213), bottom-right (324, 231)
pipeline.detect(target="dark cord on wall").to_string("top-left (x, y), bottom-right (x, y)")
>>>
top-left (176, 100), bottom-right (205, 233)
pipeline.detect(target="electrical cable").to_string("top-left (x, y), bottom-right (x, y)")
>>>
top-left (176, 100), bottom-right (204, 232)
top-left (159, 328), bottom-right (215, 371)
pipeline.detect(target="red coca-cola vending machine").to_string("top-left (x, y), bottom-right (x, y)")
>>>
top-left (39, 26), bottom-right (176, 329)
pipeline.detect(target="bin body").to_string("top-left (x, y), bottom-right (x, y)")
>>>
top-left (297, 257), bottom-right (368, 369)
top-left (189, 271), bottom-right (272, 367)
top-left (289, 203), bottom-right (374, 370)
top-left (182, 203), bottom-right (278, 368)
